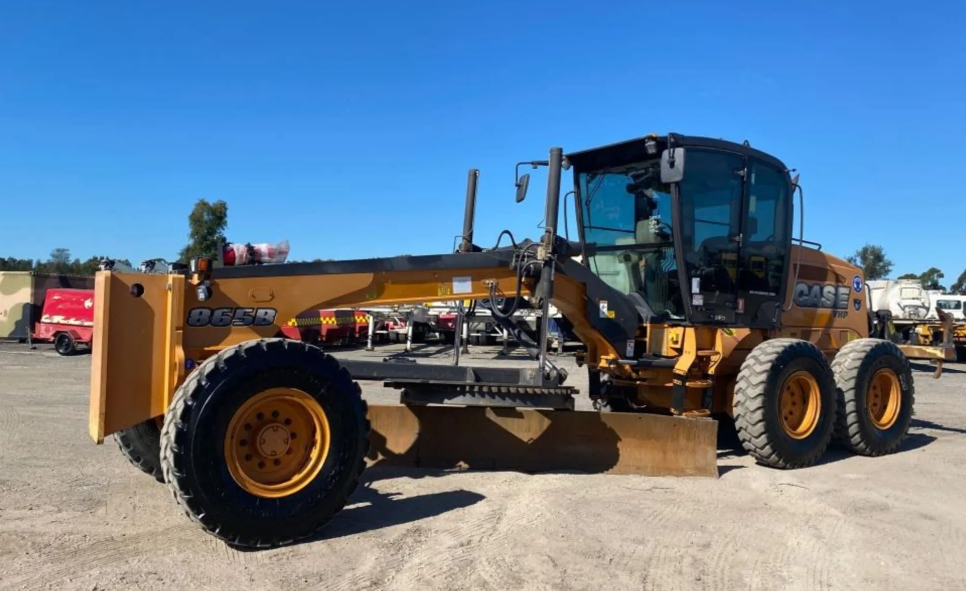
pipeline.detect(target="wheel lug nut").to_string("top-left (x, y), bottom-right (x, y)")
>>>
top-left (272, 410), bottom-right (280, 419)
top-left (284, 418), bottom-right (292, 426)
top-left (286, 449), bottom-right (293, 455)
top-left (257, 412), bottom-right (265, 420)
top-left (245, 454), bottom-right (253, 461)
top-left (291, 433), bottom-right (297, 439)
top-left (240, 439), bottom-right (248, 446)
top-left (244, 424), bottom-right (253, 431)
top-left (258, 461), bottom-right (265, 469)
top-left (273, 459), bottom-right (281, 466)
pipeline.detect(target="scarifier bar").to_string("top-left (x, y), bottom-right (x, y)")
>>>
top-left (365, 404), bottom-right (719, 478)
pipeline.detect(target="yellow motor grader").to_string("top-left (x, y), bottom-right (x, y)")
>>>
top-left (88, 133), bottom-right (949, 549)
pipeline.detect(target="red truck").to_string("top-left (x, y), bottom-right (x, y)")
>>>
top-left (32, 288), bottom-right (94, 355)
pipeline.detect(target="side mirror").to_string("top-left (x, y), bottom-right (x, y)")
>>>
top-left (515, 173), bottom-right (530, 203)
top-left (660, 148), bottom-right (686, 184)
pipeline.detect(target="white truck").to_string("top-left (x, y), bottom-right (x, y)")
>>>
top-left (928, 292), bottom-right (966, 321)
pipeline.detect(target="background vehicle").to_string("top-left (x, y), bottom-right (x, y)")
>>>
top-left (932, 294), bottom-right (966, 321)
top-left (868, 278), bottom-right (932, 320)
top-left (31, 287), bottom-right (95, 355)
top-left (0, 271), bottom-right (94, 344)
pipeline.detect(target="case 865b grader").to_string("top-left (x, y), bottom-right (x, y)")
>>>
top-left (89, 133), bottom-right (949, 549)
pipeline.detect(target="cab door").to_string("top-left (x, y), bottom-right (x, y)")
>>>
top-left (678, 149), bottom-right (745, 321)
top-left (735, 158), bottom-right (791, 327)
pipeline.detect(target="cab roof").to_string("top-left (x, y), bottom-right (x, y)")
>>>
top-left (564, 133), bottom-right (790, 174)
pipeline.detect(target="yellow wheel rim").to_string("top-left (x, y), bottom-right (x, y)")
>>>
top-left (225, 388), bottom-right (331, 499)
top-left (779, 371), bottom-right (821, 440)
top-left (867, 368), bottom-right (901, 430)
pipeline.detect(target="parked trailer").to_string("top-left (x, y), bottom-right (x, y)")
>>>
top-left (383, 304), bottom-right (458, 346)
top-left (32, 288), bottom-right (95, 355)
top-left (279, 308), bottom-right (372, 346)
top-left (868, 278), bottom-right (933, 321)
top-left (0, 271), bottom-right (95, 344)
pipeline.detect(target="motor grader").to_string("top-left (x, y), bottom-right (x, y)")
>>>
top-left (88, 132), bottom-right (950, 549)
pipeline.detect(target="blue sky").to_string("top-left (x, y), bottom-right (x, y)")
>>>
top-left (1, 1), bottom-right (964, 281)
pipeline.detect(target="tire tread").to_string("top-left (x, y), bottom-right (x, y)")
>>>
top-left (159, 338), bottom-right (370, 548)
top-left (114, 420), bottom-right (165, 482)
top-left (831, 338), bottom-right (914, 456)
top-left (733, 338), bottom-right (836, 469)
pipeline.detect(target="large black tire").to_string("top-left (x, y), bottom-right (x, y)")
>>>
top-left (733, 338), bottom-right (837, 469)
top-left (55, 332), bottom-right (76, 356)
top-left (114, 419), bottom-right (164, 482)
top-left (831, 338), bottom-right (914, 456)
top-left (160, 338), bottom-right (370, 549)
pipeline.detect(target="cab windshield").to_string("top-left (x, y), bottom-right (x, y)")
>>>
top-left (578, 147), bottom-right (790, 325)
top-left (578, 158), bottom-right (684, 319)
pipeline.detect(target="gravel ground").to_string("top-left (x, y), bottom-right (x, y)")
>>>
top-left (1, 341), bottom-right (964, 591)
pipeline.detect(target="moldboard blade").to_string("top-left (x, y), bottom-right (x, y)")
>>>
top-left (365, 404), bottom-right (718, 478)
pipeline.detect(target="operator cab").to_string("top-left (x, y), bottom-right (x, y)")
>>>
top-left (565, 134), bottom-right (793, 329)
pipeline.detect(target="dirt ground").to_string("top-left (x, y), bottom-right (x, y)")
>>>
top-left (1, 341), bottom-right (965, 591)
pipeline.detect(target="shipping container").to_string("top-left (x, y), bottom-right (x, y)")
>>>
top-left (0, 272), bottom-right (95, 341)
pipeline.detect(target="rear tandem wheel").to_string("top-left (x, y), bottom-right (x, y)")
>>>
top-left (831, 338), bottom-right (914, 456)
top-left (114, 417), bottom-right (165, 482)
top-left (733, 338), bottom-right (837, 469)
top-left (160, 338), bottom-right (370, 548)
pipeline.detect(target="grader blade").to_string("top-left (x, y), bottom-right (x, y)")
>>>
top-left (365, 404), bottom-right (719, 478)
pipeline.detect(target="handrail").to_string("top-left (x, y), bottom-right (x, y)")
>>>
top-left (792, 237), bottom-right (822, 250)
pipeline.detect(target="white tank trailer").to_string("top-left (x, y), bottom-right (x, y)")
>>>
top-left (867, 278), bottom-right (933, 321)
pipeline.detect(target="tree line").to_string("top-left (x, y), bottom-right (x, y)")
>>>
top-left (0, 199), bottom-right (329, 276)
top-left (846, 243), bottom-right (966, 294)
top-left (0, 249), bottom-right (133, 276)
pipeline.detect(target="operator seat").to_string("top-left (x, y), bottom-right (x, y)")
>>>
top-left (589, 252), bottom-right (633, 295)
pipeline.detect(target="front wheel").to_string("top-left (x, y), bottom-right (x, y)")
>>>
top-left (733, 338), bottom-right (837, 469)
top-left (832, 338), bottom-right (914, 456)
top-left (160, 338), bottom-right (370, 548)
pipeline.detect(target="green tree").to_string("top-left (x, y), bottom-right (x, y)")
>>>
top-left (897, 273), bottom-right (919, 280)
top-left (918, 267), bottom-right (945, 291)
top-left (179, 199), bottom-right (229, 263)
top-left (0, 257), bottom-right (35, 271)
top-left (950, 269), bottom-right (966, 295)
top-left (845, 244), bottom-right (893, 280)
top-left (43, 247), bottom-right (73, 274)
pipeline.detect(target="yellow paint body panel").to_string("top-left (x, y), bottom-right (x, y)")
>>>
top-left (89, 272), bottom-right (175, 442)
top-left (780, 245), bottom-right (867, 347)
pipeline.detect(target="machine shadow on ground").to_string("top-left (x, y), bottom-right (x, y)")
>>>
top-left (312, 482), bottom-right (486, 544)
top-left (910, 418), bottom-right (966, 435)
top-left (228, 467), bottom-right (486, 551)
top-left (714, 414), bottom-right (937, 468)
top-left (911, 361), bottom-right (966, 375)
